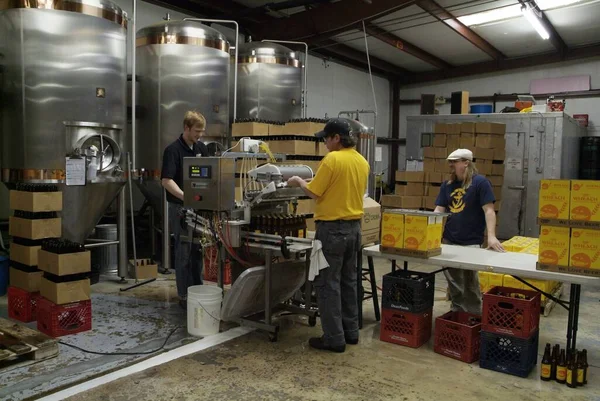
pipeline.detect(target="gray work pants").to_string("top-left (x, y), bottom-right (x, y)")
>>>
top-left (168, 202), bottom-right (203, 299)
top-left (313, 220), bottom-right (361, 347)
top-left (443, 240), bottom-right (482, 314)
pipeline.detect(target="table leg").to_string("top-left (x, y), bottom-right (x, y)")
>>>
top-left (368, 255), bottom-right (380, 322)
top-left (358, 248), bottom-right (364, 329)
top-left (571, 284), bottom-right (581, 353)
top-left (403, 261), bottom-right (408, 271)
top-left (265, 249), bottom-right (272, 326)
top-left (566, 283), bottom-right (576, 353)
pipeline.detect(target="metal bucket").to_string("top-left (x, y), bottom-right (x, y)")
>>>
top-left (92, 224), bottom-right (118, 275)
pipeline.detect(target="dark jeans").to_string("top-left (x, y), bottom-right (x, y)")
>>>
top-left (314, 219), bottom-right (361, 347)
top-left (168, 202), bottom-right (203, 299)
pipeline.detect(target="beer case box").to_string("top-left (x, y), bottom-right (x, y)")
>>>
top-left (381, 195), bottom-right (422, 209)
top-left (423, 147), bottom-right (436, 159)
top-left (492, 164), bottom-right (505, 176)
top-left (316, 142), bottom-right (328, 156)
top-left (380, 212), bottom-right (404, 249)
top-left (459, 133), bottom-right (476, 148)
top-left (433, 134), bottom-right (447, 148)
top-left (9, 190), bottom-right (62, 213)
top-left (395, 183), bottom-right (426, 196)
top-left (475, 122), bottom-right (506, 135)
top-left (570, 180), bottom-right (600, 222)
top-left (268, 123), bottom-right (285, 136)
top-left (403, 215), bottom-right (443, 251)
top-left (478, 163), bottom-right (493, 176)
top-left (362, 197), bottom-right (381, 246)
top-left (488, 176), bottom-right (504, 187)
top-left (9, 216), bottom-right (61, 240)
top-left (474, 147), bottom-right (495, 161)
top-left (493, 148), bottom-right (506, 161)
top-left (267, 140), bottom-right (315, 156)
top-left (434, 159), bottom-right (447, 173)
top-left (493, 186), bottom-right (502, 201)
top-left (428, 172), bottom-right (443, 184)
top-left (446, 134), bottom-right (460, 150)
top-left (433, 123), bottom-right (447, 134)
top-left (283, 121), bottom-right (325, 136)
top-left (475, 135), bottom-right (506, 150)
top-left (538, 226), bottom-right (570, 266)
top-left (305, 217), bottom-right (315, 232)
top-left (538, 179), bottom-right (570, 220)
top-left (231, 122), bottom-right (269, 137)
top-left (40, 276), bottom-right (91, 305)
top-left (494, 201), bottom-right (501, 212)
top-left (396, 171), bottom-right (425, 183)
top-left (10, 243), bottom-right (42, 266)
top-left (38, 249), bottom-right (91, 276)
top-left (295, 198), bottom-right (316, 215)
top-left (10, 267), bottom-right (43, 292)
top-left (460, 122), bottom-right (476, 134)
top-left (488, 272), bottom-right (504, 290)
top-left (423, 196), bottom-right (437, 210)
top-left (434, 147), bottom-right (448, 159)
top-left (447, 123), bottom-right (462, 135)
top-left (570, 228), bottom-right (600, 269)
top-left (423, 159), bottom-right (436, 173)
top-left (503, 275), bottom-right (524, 290)
top-left (478, 272), bottom-right (489, 293)
top-left (129, 259), bottom-right (158, 279)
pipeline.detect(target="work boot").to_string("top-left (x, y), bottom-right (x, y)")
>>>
top-left (309, 337), bottom-right (345, 353)
top-left (345, 336), bottom-right (359, 345)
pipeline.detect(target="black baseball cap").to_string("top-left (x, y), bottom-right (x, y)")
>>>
top-left (314, 118), bottom-right (353, 138)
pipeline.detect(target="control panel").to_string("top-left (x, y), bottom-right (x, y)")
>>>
top-left (183, 157), bottom-right (235, 211)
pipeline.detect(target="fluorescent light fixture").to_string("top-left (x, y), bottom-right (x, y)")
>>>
top-left (537, 0), bottom-right (585, 10)
top-left (521, 5), bottom-right (550, 40)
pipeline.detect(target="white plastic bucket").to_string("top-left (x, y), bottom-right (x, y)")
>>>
top-left (187, 285), bottom-right (223, 337)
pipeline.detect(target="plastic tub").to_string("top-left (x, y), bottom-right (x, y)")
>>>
top-left (187, 285), bottom-right (223, 337)
top-left (470, 104), bottom-right (493, 114)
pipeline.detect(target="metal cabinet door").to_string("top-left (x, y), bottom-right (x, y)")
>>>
top-left (497, 131), bottom-right (527, 239)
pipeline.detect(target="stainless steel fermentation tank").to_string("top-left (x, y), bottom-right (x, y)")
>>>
top-left (134, 20), bottom-right (231, 212)
top-left (236, 41), bottom-right (303, 122)
top-left (0, 0), bottom-right (128, 244)
top-left (405, 113), bottom-right (586, 239)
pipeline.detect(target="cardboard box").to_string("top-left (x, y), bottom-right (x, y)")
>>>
top-left (40, 276), bottom-right (91, 305)
top-left (478, 272), bottom-right (489, 293)
top-left (434, 147), bottom-right (448, 159)
top-left (381, 195), bottom-right (422, 209)
top-left (489, 176), bottom-right (504, 186)
top-left (475, 147), bottom-right (495, 161)
top-left (395, 183), bottom-right (426, 196)
top-left (395, 171), bottom-right (425, 183)
top-left (130, 259), bottom-right (159, 279)
top-left (448, 124), bottom-right (462, 135)
top-left (570, 228), bottom-right (600, 269)
top-left (433, 134), bottom-right (447, 148)
top-left (316, 142), bottom-right (328, 156)
top-left (423, 147), bottom-right (436, 159)
top-left (492, 164), bottom-right (505, 176)
top-left (427, 184), bottom-right (441, 197)
top-left (231, 122), bottom-right (269, 137)
top-left (478, 163), bottom-right (492, 176)
top-left (503, 275), bottom-right (524, 290)
top-left (494, 201), bottom-right (501, 212)
top-left (434, 123), bottom-right (447, 134)
top-left (475, 122), bottom-right (506, 135)
top-left (539, 179), bottom-right (570, 219)
top-left (570, 180), bottom-right (600, 222)
top-left (380, 212), bottom-right (404, 249)
top-left (9, 217), bottom-right (61, 240)
top-left (446, 134), bottom-right (460, 150)
top-left (295, 198), bottom-right (316, 215)
top-left (539, 226), bottom-right (570, 266)
top-left (362, 197), bottom-right (381, 246)
top-left (434, 159), bottom-right (448, 173)
top-left (267, 139), bottom-right (315, 155)
top-left (428, 172), bottom-right (443, 184)
top-left (475, 135), bottom-right (506, 149)
top-left (459, 133), bottom-right (475, 148)
top-left (423, 159), bottom-right (436, 173)
top-left (305, 217), bottom-right (315, 232)
top-left (403, 215), bottom-right (443, 251)
top-left (283, 121), bottom-right (325, 136)
top-left (10, 190), bottom-right (62, 212)
top-left (268, 124), bottom-right (286, 136)
top-left (423, 196), bottom-right (437, 210)
top-left (493, 148), bottom-right (506, 160)
top-left (493, 186), bottom-right (502, 200)
top-left (460, 122), bottom-right (476, 133)
top-left (10, 243), bottom-right (41, 266)
top-left (38, 250), bottom-right (91, 276)
top-left (10, 267), bottom-right (43, 292)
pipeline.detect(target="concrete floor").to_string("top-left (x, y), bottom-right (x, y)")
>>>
top-left (57, 258), bottom-right (600, 401)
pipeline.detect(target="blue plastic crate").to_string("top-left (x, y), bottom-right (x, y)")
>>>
top-left (479, 329), bottom-right (539, 378)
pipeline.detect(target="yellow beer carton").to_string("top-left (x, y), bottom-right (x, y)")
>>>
top-left (570, 180), bottom-right (600, 222)
top-left (570, 228), bottom-right (600, 269)
top-left (538, 180), bottom-right (570, 219)
top-left (538, 226), bottom-right (570, 266)
top-left (380, 212), bottom-right (405, 249)
top-left (478, 272), bottom-right (489, 293)
top-left (403, 215), bottom-right (443, 251)
top-left (488, 273), bottom-right (504, 291)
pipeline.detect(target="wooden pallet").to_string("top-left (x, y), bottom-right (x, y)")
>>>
top-left (0, 317), bottom-right (58, 370)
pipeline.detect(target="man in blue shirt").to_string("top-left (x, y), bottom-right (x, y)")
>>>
top-left (434, 148), bottom-right (505, 313)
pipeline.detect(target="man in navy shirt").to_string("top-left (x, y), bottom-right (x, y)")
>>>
top-left (161, 111), bottom-right (209, 309)
top-left (434, 148), bottom-right (505, 313)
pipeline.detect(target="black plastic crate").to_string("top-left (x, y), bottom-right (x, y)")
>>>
top-left (382, 269), bottom-right (435, 313)
top-left (479, 329), bottom-right (539, 378)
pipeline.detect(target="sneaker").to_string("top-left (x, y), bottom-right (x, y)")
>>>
top-left (308, 337), bottom-right (345, 353)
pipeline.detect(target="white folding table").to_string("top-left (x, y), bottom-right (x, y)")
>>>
top-left (363, 244), bottom-right (600, 353)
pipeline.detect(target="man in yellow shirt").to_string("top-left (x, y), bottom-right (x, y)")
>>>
top-left (287, 118), bottom-right (370, 353)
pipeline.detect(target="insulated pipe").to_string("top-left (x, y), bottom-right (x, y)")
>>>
top-left (131, 0), bottom-right (137, 169)
top-left (117, 187), bottom-right (128, 279)
top-left (261, 39), bottom-right (308, 118)
top-left (183, 18), bottom-right (239, 122)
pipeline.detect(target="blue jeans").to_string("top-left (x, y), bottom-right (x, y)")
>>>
top-left (168, 202), bottom-right (203, 299)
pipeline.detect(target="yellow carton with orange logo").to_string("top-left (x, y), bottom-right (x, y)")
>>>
top-left (538, 180), bottom-right (570, 219)
top-left (570, 228), bottom-right (600, 269)
top-left (570, 180), bottom-right (600, 222)
top-left (403, 215), bottom-right (443, 251)
top-left (380, 212), bottom-right (404, 249)
top-left (538, 226), bottom-right (570, 266)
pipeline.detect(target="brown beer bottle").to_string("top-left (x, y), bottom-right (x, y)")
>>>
top-left (577, 350), bottom-right (585, 386)
top-left (566, 352), bottom-right (577, 388)
top-left (556, 349), bottom-right (567, 384)
top-left (551, 344), bottom-right (559, 380)
top-left (541, 343), bottom-right (552, 381)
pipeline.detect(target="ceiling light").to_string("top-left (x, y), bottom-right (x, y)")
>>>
top-left (521, 5), bottom-right (550, 40)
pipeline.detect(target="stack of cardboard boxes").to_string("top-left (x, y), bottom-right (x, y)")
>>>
top-left (537, 179), bottom-right (600, 277)
top-left (380, 209), bottom-right (444, 257)
top-left (380, 171), bottom-right (444, 210)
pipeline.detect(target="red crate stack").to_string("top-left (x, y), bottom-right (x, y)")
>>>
top-left (37, 298), bottom-right (92, 337)
top-left (8, 286), bottom-right (41, 323)
top-left (434, 311), bottom-right (482, 363)
top-left (380, 308), bottom-right (432, 348)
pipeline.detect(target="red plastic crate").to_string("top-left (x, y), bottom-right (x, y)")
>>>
top-left (8, 286), bottom-right (41, 323)
top-left (483, 286), bottom-right (540, 339)
top-left (380, 308), bottom-right (432, 348)
top-left (434, 311), bottom-right (482, 363)
top-left (203, 246), bottom-right (231, 285)
top-left (37, 298), bottom-right (92, 337)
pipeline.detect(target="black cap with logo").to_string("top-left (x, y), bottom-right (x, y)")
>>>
top-left (314, 118), bottom-right (354, 138)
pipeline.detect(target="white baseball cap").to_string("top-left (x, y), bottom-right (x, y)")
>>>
top-left (447, 148), bottom-right (473, 161)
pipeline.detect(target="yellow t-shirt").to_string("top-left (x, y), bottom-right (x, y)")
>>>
top-left (306, 147), bottom-right (369, 221)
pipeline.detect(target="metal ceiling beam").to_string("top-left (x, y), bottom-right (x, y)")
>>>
top-left (363, 24), bottom-right (451, 69)
top-left (417, 0), bottom-right (505, 60)
top-left (311, 49), bottom-right (393, 79)
top-left (252, 0), bottom-right (415, 41)
top-left (404, 42), bottom-right (600, 84)
top-left (520, 0), bottom-right (567, 56)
